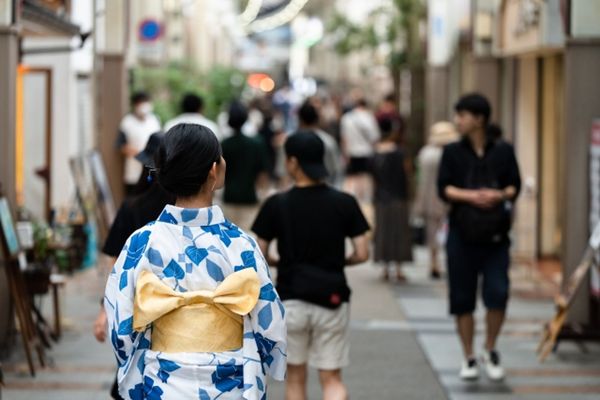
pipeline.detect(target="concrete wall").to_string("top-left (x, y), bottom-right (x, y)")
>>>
top-left (473, 57), bottom-right (501, 122)
top-left (96, 54), bottom-right (127, 214)
top-left (499, 58), bottom-right (517, 143)
top-left (425, 65), bottom-right (450, 131)
top-left (96, 0), bottom-right (128, 213)
top-left (513, 56), bottom-right (539, 260)
top-left (539, 55), bottom-right (563, 257)
top-left (571, 1), bottom-right (600, 37)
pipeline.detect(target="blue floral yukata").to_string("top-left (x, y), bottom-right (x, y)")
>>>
top-left (104, 205), bottom-right (287, 399)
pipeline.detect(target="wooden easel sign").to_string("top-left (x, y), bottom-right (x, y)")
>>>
top-left (537, 222), bottom-right (600, 362)
top-left (0, 197), bottom-right (46, 376)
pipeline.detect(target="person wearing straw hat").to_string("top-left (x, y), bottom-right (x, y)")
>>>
top-left (414, 122), bottom-right (460, 279)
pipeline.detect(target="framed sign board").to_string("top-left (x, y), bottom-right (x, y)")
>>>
top-left (87, 150), bottom-right (116, 238)
top-left (69, 156), bottom-right (96, 223)
top-left (0, 197), bottom-right (20, 258)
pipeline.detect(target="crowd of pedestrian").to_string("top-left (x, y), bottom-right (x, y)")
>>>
top-left (99, 86), bottom-right (521, 399)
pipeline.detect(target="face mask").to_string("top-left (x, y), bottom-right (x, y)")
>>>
top-left (136, 102), bottom-right (153, 116)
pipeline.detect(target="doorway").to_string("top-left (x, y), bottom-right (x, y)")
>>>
top-left (16, 66), bottom-right (53, 222)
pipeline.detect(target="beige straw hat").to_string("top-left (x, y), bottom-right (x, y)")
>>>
top-left (428, 121), bottom-right (459, 146)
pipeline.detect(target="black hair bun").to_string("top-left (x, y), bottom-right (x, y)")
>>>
top-left (156, 123), bottom-right (222, 198)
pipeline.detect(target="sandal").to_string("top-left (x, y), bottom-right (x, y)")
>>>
top-left (430, 270), bottom-right (442, 279)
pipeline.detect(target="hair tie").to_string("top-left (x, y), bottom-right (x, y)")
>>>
top-left (148, 167), bottom-right (160, 183)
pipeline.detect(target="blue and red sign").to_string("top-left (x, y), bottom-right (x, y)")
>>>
top-left (138, 19), bottom-right (163, 42)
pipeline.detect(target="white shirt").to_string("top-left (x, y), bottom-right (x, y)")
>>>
top-left (217, 111), bottom-right (258, 140)
top-left (314, 129), bottom-right (344, 186)
top-left (340, 108), bottom-right (381, 158)
top-left (163, 113), bottom-right (221, 141)
top-left (120, 113), bottom-right (161, 184)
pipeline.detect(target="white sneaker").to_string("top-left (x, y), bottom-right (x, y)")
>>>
top-left (482, 350), bottom-right (505, 381)
top-left (459, 358), bottom-right (479, 380)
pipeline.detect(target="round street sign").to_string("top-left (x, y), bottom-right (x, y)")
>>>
top-left (139, 19), bottom-right (162, 42)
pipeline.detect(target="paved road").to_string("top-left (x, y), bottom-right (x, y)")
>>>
top-left (267, 264), bottom-right (447, 400)
top-left (395, 249), bottom-right (600, 400)
top-left (1, 260), bottom-right (447, 399)
top-left (3, 247), bottom-right (600, 399)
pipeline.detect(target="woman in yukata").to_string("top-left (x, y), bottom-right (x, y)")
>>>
top-left (104, 123), bottom-right (287, 400)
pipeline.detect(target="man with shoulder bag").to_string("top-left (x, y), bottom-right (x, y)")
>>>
top-left (437, 94), bottom-right (521, 382)
top-left (253, 131), bottom-right (370, 400)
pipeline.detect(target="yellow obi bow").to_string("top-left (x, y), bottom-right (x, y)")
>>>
top-left (133, 268), bottom-right (260, 353)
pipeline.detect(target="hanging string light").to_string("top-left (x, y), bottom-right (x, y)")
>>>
top-left (238, 0), bottom-right (264, 26)
top-left (247, 0), bottom-right (310, 33)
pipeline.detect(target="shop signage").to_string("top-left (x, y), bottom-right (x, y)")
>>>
top-left (137, 18), bottom-right (164, 63)
top-left (589, 119), bottom-right (600, 297)
top-left (138, 19), bottom-right (162, 42)
top-left (514, 0), bottom-right (541, 36)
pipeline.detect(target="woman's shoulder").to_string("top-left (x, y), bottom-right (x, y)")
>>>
top-left (122, 221), bottom-right (162, 251)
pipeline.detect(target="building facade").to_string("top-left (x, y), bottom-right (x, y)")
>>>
top-left (0, 0), bottom-right (94, 350)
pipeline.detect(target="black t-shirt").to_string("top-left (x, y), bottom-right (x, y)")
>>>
top-left (252, 185), bottom-right (370, 300)
top-left (221, 133), bottom-right (268, 204)
top-left (437, 137), bottom-right (521, 227)
top-left (102, 184), bottom-right (174, 257)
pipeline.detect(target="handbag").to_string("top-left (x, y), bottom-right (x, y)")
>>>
top-left (278, 193), bottom-right (349, 309)
top-left (283, 263), bottom-right (350, 309)
top-left (454, 203), bottom-right (511, 244)
top-left (410, 218), bottom-right (426, 246)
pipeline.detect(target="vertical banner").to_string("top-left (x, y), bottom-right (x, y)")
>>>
top-left (590, 119), bottom-right (600, 297)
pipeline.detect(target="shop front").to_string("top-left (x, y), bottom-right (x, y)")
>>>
top-left (494, 0), bottom-right (565, 264)
top-left (0, 0), bottom-right (84, 352)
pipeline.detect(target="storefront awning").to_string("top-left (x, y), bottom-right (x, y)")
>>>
top-left (21, 0), bottom-right (80, 37)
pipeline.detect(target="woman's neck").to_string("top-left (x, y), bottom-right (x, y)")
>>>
top-left (175, 191), bottom-right (213, 209)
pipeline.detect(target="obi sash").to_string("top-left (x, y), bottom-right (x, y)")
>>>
top-left (133, 268), bottom-right (260, 353)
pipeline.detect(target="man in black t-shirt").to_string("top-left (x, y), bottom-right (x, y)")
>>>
top-left (252, 131), bottom-right (370, 400)
top-left (438, 94), bottom-right (521, 383)
top-left (221, 101), bottom-right (269, 230)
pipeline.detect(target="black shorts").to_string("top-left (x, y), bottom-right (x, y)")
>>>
top-left (446, 228), bottom-right (510, 315)
top-left (346, 157), bottom-right (371, 175)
